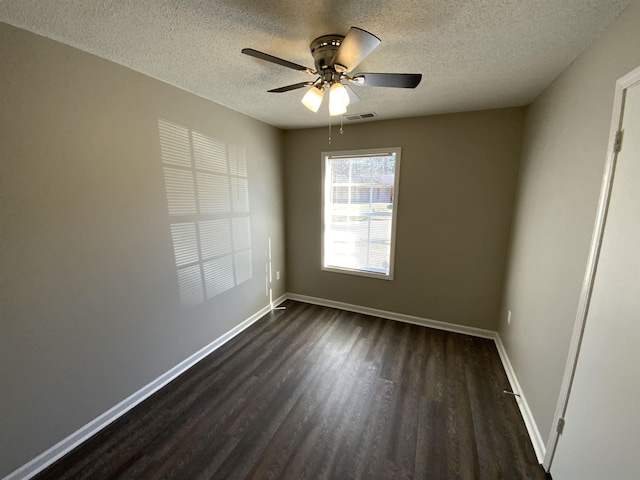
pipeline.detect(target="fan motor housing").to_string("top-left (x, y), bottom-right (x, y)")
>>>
top-left (310, 35), bottom-right (344, 79)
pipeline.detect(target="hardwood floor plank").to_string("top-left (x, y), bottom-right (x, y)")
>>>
top-left (386, 324), bottom-right (426, 473)
top-left (272, 331), bottom-right (372, 478)
top-left (357, 378), bottom-right (397, 479)
top-left (245, 319), bottom-right (363, 480)
top-left (34, 301), bottom-right (547, 480)
top-left (295, 334), bottom-right (379, 480)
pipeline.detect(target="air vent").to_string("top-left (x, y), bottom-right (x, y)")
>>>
top-left (345, 112), bottom-right (377, 121)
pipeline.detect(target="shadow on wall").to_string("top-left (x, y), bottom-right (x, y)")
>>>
top-left (157, 119), bottom-right (253, 307)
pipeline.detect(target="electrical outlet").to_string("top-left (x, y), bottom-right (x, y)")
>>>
top-left (276, 271), bottom-right (280, 281)
top-left (507, 310), bottom-right (512, 325)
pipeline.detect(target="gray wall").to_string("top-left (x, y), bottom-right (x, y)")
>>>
top-left (0, 23), bottom-right (285, 476)
top-left (498, 0), bottom-right (640, 445)
top-left (283, 109), bottom-right (525, 330)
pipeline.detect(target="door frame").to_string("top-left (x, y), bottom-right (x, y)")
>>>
top-left (543, 65), bottom-right (640, 471)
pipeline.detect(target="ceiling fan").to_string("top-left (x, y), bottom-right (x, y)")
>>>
top-left (242, 27), bottom-right (422, 117)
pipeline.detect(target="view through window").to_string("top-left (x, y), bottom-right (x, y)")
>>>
top-left (322, 148), bottom-right (400, 280)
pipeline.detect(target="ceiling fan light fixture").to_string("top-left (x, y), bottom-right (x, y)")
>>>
top-left (329, 82), bottom-right (350, 116)
top-left (301, 85), bottom-right (324, 112)
top-left (242, 26), bottom-right (421, 139)
top-left (329, 102), bottom-right (347, 116)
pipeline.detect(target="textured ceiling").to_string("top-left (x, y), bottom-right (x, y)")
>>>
top-left (0, 0), bottom-right (631, 129)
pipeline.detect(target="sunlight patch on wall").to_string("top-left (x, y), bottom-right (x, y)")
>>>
top-left (164, 168), bottom-right (197, 216)
top-left (234, 249), bottom-right (253, 285)
top-left (177, 265), bottom-right (204, 308)
top-left (158, 119), bottom-right (252, 307)
top-left (170, 223), bottom-right (199, 266)
top-left (199, 219), bottom-right (232, 258)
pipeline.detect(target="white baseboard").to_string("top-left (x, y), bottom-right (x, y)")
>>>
top-left (286, 293), bottom-right (496, 339)
top-left (494, 333), bottom-right (546, 463)
top-left (286, 294), bottom-right (546, 464)
top-left (4, 295), bottom-right (287, 480)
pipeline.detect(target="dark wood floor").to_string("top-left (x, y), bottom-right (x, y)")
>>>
top-left (35, 301), bottom-right (546, 479)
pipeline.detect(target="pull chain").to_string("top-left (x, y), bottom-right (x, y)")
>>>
top-left (328, 109), bottom-right (332, 144)
top-left (340, 114), bottom-right (344, 135)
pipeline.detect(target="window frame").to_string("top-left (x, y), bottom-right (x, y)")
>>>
top-left (321, 147), bottom-right (401, 281)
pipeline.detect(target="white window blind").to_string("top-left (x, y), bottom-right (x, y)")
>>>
top-left (322, 148), bottom-right (400, 280)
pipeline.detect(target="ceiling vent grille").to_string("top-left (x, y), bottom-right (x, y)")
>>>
top-left (345, 112), bottom-right (377, 121)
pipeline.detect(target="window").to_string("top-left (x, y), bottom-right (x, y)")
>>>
top-left (322, 147), bottom-right (401, 280)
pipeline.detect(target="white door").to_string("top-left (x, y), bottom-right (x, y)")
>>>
top-left (550, 70), bottom-right (640, 479)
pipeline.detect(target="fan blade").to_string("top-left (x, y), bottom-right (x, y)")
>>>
top-left (330, 27), bottom-right (381, 72)
top-left (344, 84), bottom-right (361, 104)
top-left (268, 82), bottom-right (315, 93)
top-left (242, 48), bottom-right (313, 73)
top-left (353, 73), bottom-right (422, 88)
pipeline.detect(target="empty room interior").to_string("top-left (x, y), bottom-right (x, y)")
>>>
top-left (1, 1), bottom-right (639, 479)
